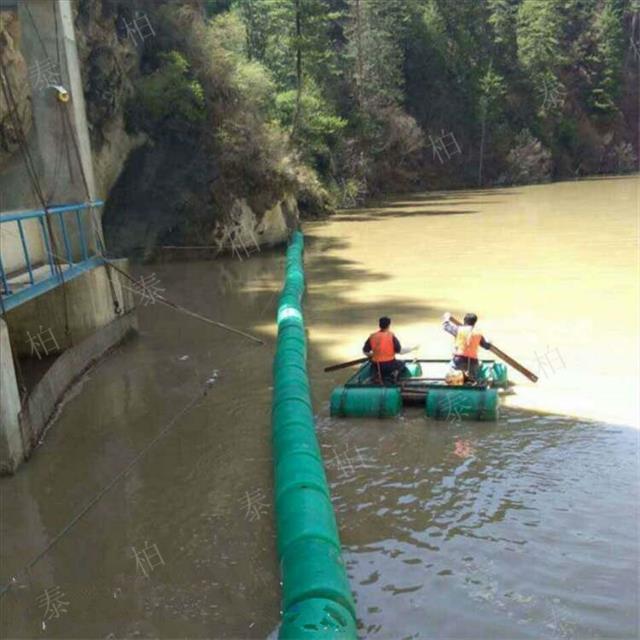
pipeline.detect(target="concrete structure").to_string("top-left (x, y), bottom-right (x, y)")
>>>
top-left (59, 0), bottom-right (98, 202)
top-left (0, 261), bottom-right (137, 474)
top-left (0, 0), bottom-right (100, 267)
top-left (0, 318), bottom-right (23, 473)
top-left (0, 2), bottom-right (138, 473)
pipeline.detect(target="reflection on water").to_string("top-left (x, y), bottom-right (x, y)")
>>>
top-left (1, 177), bottom-right (638, 639)
top-left (318, 413), bottom-right (638, 639)
top-left (0, 257), bottom-right (283, 639)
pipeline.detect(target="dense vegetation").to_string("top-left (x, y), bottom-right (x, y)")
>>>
top-left (112, 0), bottom-right (638, 239)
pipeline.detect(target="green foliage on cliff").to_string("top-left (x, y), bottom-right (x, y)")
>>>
top-left (128, 51), bottom-right (205, 132)
top-left (211, 0), bottom-right (636, 196)
top-left (122, 0), bottom-right (637, 219)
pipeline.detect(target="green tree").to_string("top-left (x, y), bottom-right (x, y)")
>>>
top-left (590, 0), bottom-right (626, 113)
top-left (516, 0), bottom-right (567, 117)
top-left (488, 0), bottom-right (518, 56)
top-left (345, 0), bottom-right (415, 109)
top-left (478, 63), bottom-right (507, 184)
top-left (275, 81), bottom-right (347, 168)
top-left (516, 0), bottom-right (565, 73)
top-left (128, 51), bottom-right (205, 134)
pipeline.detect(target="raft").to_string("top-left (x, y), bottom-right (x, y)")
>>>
top-left (330, 359), bottom-right (506, 422)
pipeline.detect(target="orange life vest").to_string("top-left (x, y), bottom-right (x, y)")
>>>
top-left (369, 330), bottom-right (396, 363)
top-left (454, 325), bottom-right (482, 359)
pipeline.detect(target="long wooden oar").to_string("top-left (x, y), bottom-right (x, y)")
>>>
top-left (448, 315), bottom-right (538, 382)
top-left (324, 345), bottom-right (419, 373)
top-left (324, 356), bottom-right (369, 372)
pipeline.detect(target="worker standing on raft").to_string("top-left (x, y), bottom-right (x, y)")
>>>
top-left (442, 312), bottom-right (492, 383)
top-left (363, 317), bottom-right (408, 383)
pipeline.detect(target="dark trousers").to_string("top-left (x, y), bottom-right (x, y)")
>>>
top-left (451, 355), bottom-right (480, 381)
top-left (372, 359), bottom-right (407, 383)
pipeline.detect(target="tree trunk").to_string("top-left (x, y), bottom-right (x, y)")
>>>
top-left (354, 0), bottom-right (364, 107)
top-left (478, 97), bottom-right (487, 186)
top-left (292, 0), bottom-right (303, 137)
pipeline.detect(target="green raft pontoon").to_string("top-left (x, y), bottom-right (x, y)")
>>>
top-left (330, 359), bottom-right (508, 422)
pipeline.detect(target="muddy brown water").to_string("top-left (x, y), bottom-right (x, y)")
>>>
top-left (1, 176), bottom-right (638, 639)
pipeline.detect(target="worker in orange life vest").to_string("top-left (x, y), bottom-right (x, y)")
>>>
top-left (363, 316), bottom-right (408, 383)
top-left (442, 312), bottom-right (492, 382)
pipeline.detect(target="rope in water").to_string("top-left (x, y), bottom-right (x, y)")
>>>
top-left (0, 381), bottom-right (214, 598)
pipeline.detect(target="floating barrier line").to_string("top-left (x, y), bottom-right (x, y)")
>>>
top-left (272, 232), bottom-right (357, 638)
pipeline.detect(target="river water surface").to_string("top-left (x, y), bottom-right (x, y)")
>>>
top-left (1, 176), bottom-right (638, 639)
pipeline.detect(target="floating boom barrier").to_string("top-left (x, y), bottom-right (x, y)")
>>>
top-left (272, 231), bottom-right (358, 639)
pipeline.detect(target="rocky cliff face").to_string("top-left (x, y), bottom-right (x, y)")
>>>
top-left (0, 10), bottom-right (32, 171)
top-left (73, 0), bottom-right (307, 258)
top-left (75, 0), bottom-right (146, 200)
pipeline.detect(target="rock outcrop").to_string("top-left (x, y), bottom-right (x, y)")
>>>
top-left (0, 10), bottom-right (32, 171)
top-left (73, 0), bottom-right (306, 256)
top-left (74, 0), bottom-right (146, 199)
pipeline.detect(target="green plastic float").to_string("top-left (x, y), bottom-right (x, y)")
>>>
top-left (280, 539), bottom-right (357, 619)
top-left (476, 361), bottom-right (509, 388)
top-left (329, 359), bottom-right (503, 421)
top-left (279, 598), bottom-right (357, 639)
top-left (330, 385), bottom-right (403, 418)
top-left (425, 387), bottom-right (499, 422)
top-left (272, 232), bottom-right (357, 639)
top-left (329, 360), bottom-right (420, 419)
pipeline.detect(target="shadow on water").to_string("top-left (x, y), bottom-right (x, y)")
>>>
top-left (0, 228), bottom-right (456, 639)
top-left (366, 189), bottom-right (523, 207)
top-left (301, 232), bottom-right (448, 332)
top-left (310, 364), bottom-right (639, 639)
top-left (330, 187), bottom-right (530, 221)
top-left (332, 208), bottom-right (476, 222)
top-left (299, 222), bottom-right (638, 640)
top-left (1, 202), bottom-right (637, 640)
top-left (368, 188), bottom-right (521, 211)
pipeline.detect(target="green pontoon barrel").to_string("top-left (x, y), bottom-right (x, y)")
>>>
top-left (476, 361), bottom-right (509, 388)
top-left (330, 386), bottom-right (402, 418)
top-left (279, 598), bottom-right (357, 639)
top-left (425, 386), bottom-right (498, 421)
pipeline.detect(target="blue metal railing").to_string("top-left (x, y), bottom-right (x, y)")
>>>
top-left (0, 201), bottom-right (104, 311)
